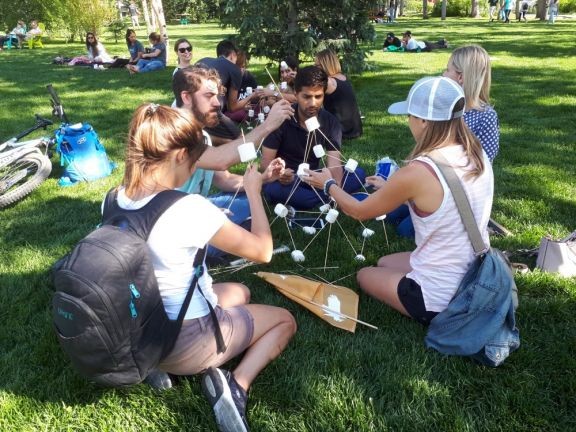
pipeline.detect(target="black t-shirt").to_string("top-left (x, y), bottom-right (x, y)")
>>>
top-left (263, 106), bottom-right (342, 171)
top-left (323, 78), bottom-right (363, 139)
top-left (489, 0), bottom-right (498, 6)
top-left (196, 57), bottom-right (242, 109)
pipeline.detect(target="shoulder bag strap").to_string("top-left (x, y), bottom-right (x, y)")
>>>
top-left (428, 150), bottom-right (488, 256)
top-left (174, 246), bottom-right (227, 354)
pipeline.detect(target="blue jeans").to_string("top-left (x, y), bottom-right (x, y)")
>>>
top-left (136, 59), bottom-right (165, 73)
top-left (386, 204), bottom-right (415, 239)
top-left (207, 192), bottom-right (250, 257)
top-left (264, 167), bottom-right (366, 210)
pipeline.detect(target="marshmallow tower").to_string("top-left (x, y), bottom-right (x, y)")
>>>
top-left (313, 145), bottom-right (326, 158)
top-left (344, 158), bottom-right (358, 173)
top-left (305, 116), bottom-right (320, 132)
top-left (291, 250), bottom-right (305, 262)
top-left (238, 142), bottom-right (257, 163)
top-left (325, 209), bottom-right (339, 224)
top-left (274, 204), bottom-right (289, 218)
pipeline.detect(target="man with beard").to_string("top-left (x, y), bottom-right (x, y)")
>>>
top-left (261, 66), bottom-right (365, 210)
top-left (172, 66), bottom-right (289, 261)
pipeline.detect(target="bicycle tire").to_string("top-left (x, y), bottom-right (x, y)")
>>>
top-left (0, 152), bottom-right (52, 208)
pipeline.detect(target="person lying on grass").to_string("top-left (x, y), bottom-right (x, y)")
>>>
top-left (304, 76), bottom-right (494, 325)
top-left (118, 104), bottom-right (296, 432)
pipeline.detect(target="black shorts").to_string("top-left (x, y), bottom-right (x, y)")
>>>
top-left (397, 276), bottom-right (439, 325)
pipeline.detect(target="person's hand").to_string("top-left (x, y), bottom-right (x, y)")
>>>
top-left (278, 168), bottom-right (295, 185)
top-left (365, 175), bottom-right (386, 190)
top-left (264, 99), bottom-right (294, 128)
top-left (304, 168), bottom-right (335, 190)
top-left (262, 157), bottom-right (286, 183)
top-left (243, 163), bottom-right (263, 194)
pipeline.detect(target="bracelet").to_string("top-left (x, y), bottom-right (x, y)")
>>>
top-left (323, 178), bottom-right (337, 196)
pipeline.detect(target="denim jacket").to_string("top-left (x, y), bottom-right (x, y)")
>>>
top-left (425, 248), bottom-right (520, 367)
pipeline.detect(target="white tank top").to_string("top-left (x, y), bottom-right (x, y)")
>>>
top-left (406, 146), bottom-right (493, 312)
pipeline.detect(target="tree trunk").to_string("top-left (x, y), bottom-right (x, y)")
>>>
top-left (423, 0), bottom-right (428, 18)
top-left (470, 0), bottom-right (479, 17)
top-left (536, 0), bottom-right (547, 19)
top-left (399, 0), bottom-right (404, 16)
top-left (441, 0), bottom-right (447, 19)
top-left (151, 0), bottom-right (169, 62)
top-left (515, 0), bottom-right (521, 20)
top-left (141, 0), bottom-right (152, 34)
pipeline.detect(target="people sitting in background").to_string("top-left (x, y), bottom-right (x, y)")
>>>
top-left (67, 32), bottom-right (112, 66)
top-left (314, 49), bottom-right (363, 140)
top-left (25, 20), bottom-right (44, 49)
top-left (128, 32), bottom-right (166, 73)
top-left (402, 31), bottom-right (448, 52)
top-left (261, 66), bottom-right (366, 210)
top-left (109, 29), bottom-right (143, 68)
top-left (0, 20), bottom-right (26, 49)
top-left (383, 32), bottom-right (402, 51)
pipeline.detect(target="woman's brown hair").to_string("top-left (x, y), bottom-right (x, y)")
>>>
top-left (123, 104), bottom-right (207, 196)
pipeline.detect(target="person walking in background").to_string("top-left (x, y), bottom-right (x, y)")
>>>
top-left (129, 0), bottom-right (140, 28)
top-left (548, 0), bottom-right (559, 23)
top-left (489, 0), bottom-right (499, 21)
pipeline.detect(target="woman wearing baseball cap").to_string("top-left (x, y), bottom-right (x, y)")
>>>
top-left (304, 76), bottom-right (494, 325)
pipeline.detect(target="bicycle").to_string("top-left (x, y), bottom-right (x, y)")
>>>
top-left (0, 114), bottom-right (54, 208)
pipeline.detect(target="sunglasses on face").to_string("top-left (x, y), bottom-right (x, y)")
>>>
top-left (178, 46), bottom-right (192, 53)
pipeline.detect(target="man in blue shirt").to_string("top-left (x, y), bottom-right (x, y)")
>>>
top-left (261, 66), bottom-right (365, 210)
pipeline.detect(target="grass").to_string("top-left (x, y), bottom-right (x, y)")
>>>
top-left (1, 17), bottom-right (575, 432)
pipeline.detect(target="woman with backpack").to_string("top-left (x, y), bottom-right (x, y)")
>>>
top-left (303, 76), bottom-right (493, 325)
top-left (118, 104), bottom-right (296, 432)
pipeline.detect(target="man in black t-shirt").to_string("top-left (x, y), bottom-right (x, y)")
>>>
top-left (261, 66), bottom-right (365, 209)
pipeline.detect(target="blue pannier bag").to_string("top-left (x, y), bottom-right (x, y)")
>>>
top-left (55, 123), bottom-right (115, 186)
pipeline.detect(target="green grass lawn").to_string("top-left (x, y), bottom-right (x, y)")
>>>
top-left (1, 17), bottom-right (575, 432)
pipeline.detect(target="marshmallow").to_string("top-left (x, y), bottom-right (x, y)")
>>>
top-left (268, 83), bottom-right (275, 91)
top-left (325, 209), bottom-right (339, 224)
top-left (355, 254), bottom-right (366, 262)
top-left (375, 214), bottom-right (387, 221)
top-left (291, 250), bottom-right (305, 262)
top-left (319, 203), bottom-right (331, 213)
top-left (248, 109), bottom-right (255, 118)
top-left (263, 105), bottom-right (271, 114)
top-left (274, 204), bottom-right (289, 218)
top-left (302, 226), bottom-right (316, 235)
top-left (238, 142), bottom-right (257, 163)
top-left (297, 163), bottom-right (310, 178)
top-left (313, 145), bottom-right (326, 158)
top-left (280, 81), bottom-right (288, 90)
top-left (280, 61), bottom-right (288, 70)
top-left (305, 116), bottom-right (320, 132)
top-left (362, 228), bottom-right (375, 238)
top-left (344, 158), bottom-right (358, 173)
top-left (246, 86), bottom-right (253, 95)
top-left (257, 85), bottom-right (263, 90)
top-left (258, 112), bottom-right (265, 122)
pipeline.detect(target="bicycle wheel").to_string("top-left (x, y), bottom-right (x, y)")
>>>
top-left (0, 152), bottom-right (52, 208)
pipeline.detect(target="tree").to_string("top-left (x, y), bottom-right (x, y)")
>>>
top-left (219, 0), bottom-right (376, 73)
top-left (423, 0), bottom-right (429, 18)
top-left (470, 0), bottom-right (480, 17)
top-left (441, 0), bottom-right (447, 19)
top-left (536, 0), bottom-right (547, 19)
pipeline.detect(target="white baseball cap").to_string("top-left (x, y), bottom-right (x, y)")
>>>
top-left (388, 76), bottom-right (465, 121)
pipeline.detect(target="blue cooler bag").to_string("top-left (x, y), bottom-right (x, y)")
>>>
top-left (55, 123), bottom-right (115, 186)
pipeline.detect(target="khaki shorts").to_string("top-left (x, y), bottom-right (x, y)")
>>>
top-left (159, 305), bottom-right (254, 375)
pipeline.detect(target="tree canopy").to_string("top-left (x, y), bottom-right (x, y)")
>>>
top-left (219, 0), bottom-right (376, 73)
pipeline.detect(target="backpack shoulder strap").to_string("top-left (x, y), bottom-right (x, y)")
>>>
top-left (102, 189), bottom-right (187, 240)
